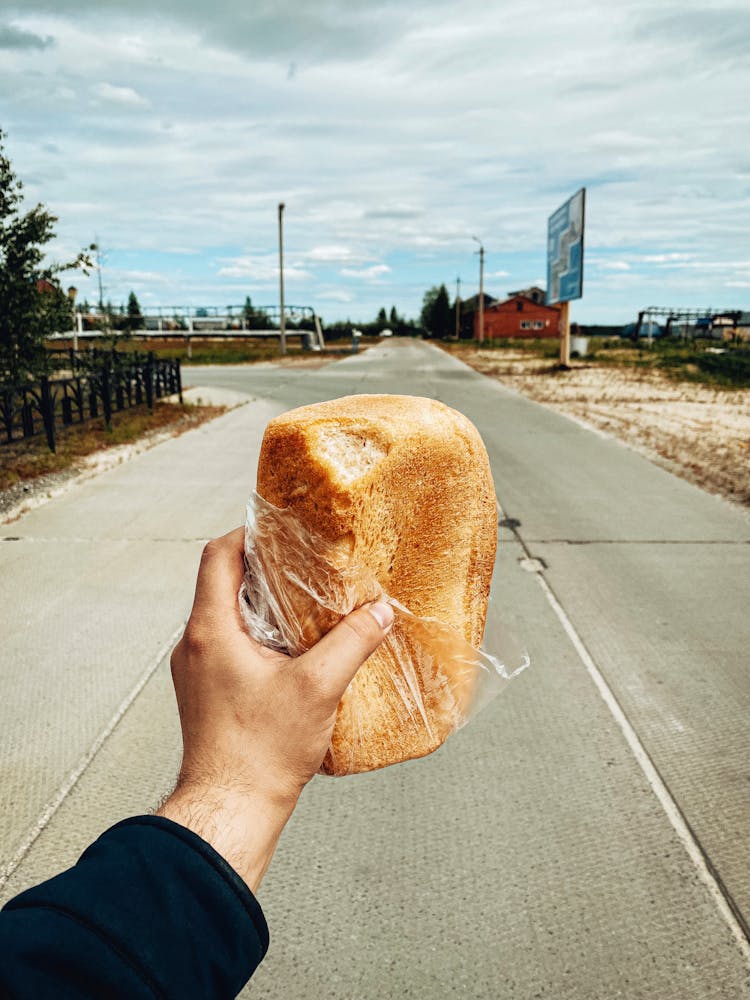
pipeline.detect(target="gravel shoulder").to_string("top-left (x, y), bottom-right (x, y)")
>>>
top-left (446, 346), bottom-right (750, 507)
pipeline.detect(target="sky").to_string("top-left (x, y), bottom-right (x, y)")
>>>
top-left (1, 0), bottom-right (748, 325)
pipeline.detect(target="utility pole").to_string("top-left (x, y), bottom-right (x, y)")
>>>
top-left (91, 238), bottom-right (104, 313)
top-left (472, 236), bottom-right (485, 344)
top-left (278, 203), bottom-right (286, 356)
top-left (455, 276), bottom-right (461, 340)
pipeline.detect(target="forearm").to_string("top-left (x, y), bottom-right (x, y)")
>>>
top-left (157, 783), bottom-right (296, 892)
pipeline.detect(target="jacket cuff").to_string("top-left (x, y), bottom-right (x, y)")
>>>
top-left (5, 814), bottom-right (269, 999)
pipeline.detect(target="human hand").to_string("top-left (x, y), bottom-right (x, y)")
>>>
top-left (157, 527), bottom-right (393, 890)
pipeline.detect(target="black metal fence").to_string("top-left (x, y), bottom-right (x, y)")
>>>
top-left (1, 350), bottom-right (182, 452)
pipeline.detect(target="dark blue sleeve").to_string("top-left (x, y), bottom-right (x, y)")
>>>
top-left (0, 815), bottom-right (269, 1000)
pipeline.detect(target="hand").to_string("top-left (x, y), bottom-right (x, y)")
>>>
top-left (157, 527), bottom-right (393, 890)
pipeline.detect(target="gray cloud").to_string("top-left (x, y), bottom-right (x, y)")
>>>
top-left (0, 23), bottom-right (53, 49)
top-left (364, 207), bottom-right (424, 221)
top-left (633, 5), bottom-right (750, 63)
top-left (0, 0), bottom-right (451, 61)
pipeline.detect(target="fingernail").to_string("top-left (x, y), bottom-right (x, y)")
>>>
top-left (368, 601), bottom-right (394, 630)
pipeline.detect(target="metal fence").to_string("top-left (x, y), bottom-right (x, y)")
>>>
top-left (1, 350), bottom-right (182, 453)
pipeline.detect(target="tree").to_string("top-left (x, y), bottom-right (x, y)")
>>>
top-left (0, 130), bottom-right (89, 381)
top-left (126, 290), bottom-right (143, 331)
top-left (420, 284), bottom-right (452, 338)
top-left (376, 306), bottom-right (388, 329)
top-left (243, 295), bottom-right (272, 330)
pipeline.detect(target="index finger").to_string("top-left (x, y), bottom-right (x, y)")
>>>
top-left (190, 526), bottom-right (247, 620)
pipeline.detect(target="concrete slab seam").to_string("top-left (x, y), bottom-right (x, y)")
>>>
top-left (0, 620), bottom-right (186, 893)
top-left (497, 500), bottom-right (750, 961)
top-left (525, 593), bottom-right (749, 952)
top-left (532, 570), bottom-right (750, 960)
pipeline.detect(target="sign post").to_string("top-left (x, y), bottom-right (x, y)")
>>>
top-left (546, 188), bottom-right (585, 367)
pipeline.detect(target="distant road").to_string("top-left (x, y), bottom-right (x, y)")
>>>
top-left (1, 338), bottom-right (748, 999)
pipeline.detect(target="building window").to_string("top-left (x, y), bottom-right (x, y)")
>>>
top-left (520, 320), bottom-right (532, 329)
top-left (533, 320), bottom-right (544, 329)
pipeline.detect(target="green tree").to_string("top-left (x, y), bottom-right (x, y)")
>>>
top-left (376, 306), bottom-right (388, 329)
top-left (0, 131), bottom-right (89, 381)
top-left (420, 284), bottom-right (452, 338)
top-left (126, 290), bottom-right (143, 331)
top-left (243, 294), bottom-right (272, 330)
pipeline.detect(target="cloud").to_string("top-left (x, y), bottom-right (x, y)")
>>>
top-left (115, 269), bottom-right (172, 284)
top-left (0, 23), bottom-right (53, 49)
top-left (305, 245), bottom-right (362, 263)
top-left (1, 0), bottom-right (747, 323)
top-left (217, 255), bottom-right (311, 282)
top-left (340, 264), bottom-right (391, 281)
top-left (634, 7), bottom-right (750, 65)
top-left (364, 206), bottom-right (423, 221)
top-left (638, 257), bottom-right (750, 271)
top-left (315, 289), bottom-right (355, 302)
top-left (91, 82), bottom-right (149, 107)
top-left (641, 253), bottom-right (696, 264)
top-left (2, 0), bottom-right (453, 62)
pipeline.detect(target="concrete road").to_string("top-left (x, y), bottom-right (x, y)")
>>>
top-left (1, 339), bottom-right (748, 999)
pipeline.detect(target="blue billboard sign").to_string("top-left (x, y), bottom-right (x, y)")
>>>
top-left (546, 188), bottom-right (585, 305)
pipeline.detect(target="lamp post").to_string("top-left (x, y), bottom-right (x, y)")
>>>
top-left (472, 236), bottom-right (485, 344)
top-left (278, 202), bottom-right (286, 356)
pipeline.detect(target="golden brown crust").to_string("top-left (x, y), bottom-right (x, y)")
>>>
top-left (256, 394), bottom-right (497, 774)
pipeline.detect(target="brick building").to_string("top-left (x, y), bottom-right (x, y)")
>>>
top-left (477, 294), bottom-right (561, 339)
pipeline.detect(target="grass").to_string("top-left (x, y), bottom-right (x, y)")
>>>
top-left (47, 335), bottom-right (378, 366)
top-left (0, 401), bottom-right (225, 492)
top-left (441, 336), bottom-right (750, 389)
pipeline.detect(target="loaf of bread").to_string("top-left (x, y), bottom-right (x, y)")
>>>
top-left (255, 393), bottom-right (497, 775)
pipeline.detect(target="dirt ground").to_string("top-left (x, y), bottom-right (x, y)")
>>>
top-left (446, 346), bottom-right (750, 508)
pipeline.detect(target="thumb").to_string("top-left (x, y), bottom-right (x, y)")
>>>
top-left (298, 601), bottom-right (394, 703)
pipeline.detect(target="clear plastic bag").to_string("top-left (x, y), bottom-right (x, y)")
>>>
top-left (239, 492), bottom-right (529, 775)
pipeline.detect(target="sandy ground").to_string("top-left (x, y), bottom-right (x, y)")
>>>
top-left (451, 347), bottom-right (750, 508)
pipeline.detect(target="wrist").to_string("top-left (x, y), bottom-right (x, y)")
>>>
top-left (157, 781), bottom-right (297, 891)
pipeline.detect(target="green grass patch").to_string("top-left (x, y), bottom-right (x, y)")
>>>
top-left (46, 336), bottom-right (380, 367)
top-left (115, 338), bottom-right (306, 365)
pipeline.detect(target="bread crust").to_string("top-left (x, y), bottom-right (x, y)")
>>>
top-left (256, 394), bottom-right (497, 774)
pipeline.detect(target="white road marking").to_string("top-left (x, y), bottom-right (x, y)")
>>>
top-left (498, 498), bottom-right (750, 960)
top-left (0, 621), bottom-right (186, 894)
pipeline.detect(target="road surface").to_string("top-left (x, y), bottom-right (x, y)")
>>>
top-left (1, 339), bottom-right (748, 999)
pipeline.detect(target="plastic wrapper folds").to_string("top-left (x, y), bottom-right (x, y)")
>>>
top-left (240, 492), bottom-right (529, 775)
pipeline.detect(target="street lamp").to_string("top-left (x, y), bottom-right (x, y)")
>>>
top-left (472, 236), bottom-right (485, 344)
top-left (278, 202), bottom-right (286, 356)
